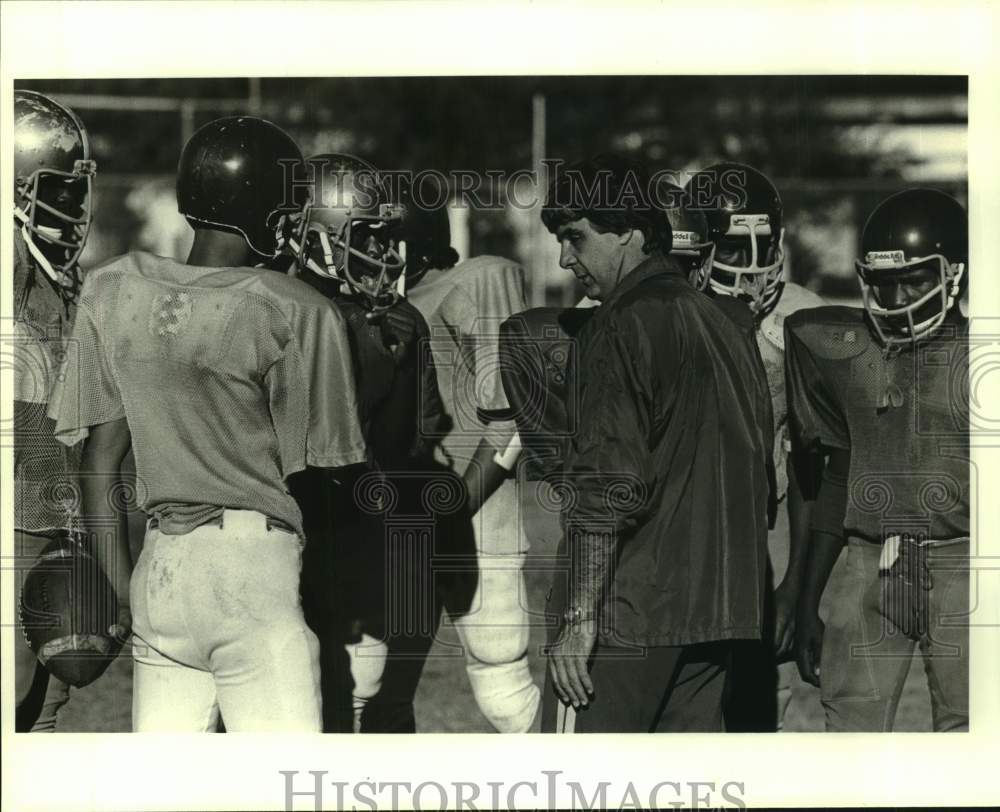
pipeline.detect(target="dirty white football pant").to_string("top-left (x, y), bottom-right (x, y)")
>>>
top-left (130, 510), bottom-right (321, 732)
top-left (452, 479), bottom-right (540, 733)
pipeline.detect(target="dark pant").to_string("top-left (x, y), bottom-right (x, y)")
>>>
top-left (723, 558), bottom-right (779, 732)
top-left (359, 464), bottom-right (478, 733)
top-left (541, 640), bottom-right (731, 733)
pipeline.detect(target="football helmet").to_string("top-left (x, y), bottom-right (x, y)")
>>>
top-left (177, 116), bottom-right (304, 258)
top-left (399, 184), bottom-right (456, 289)
top-left (282, 153), bottom-right (405, 312)
top-left (661, 182), bottom-right (715, 290)
top-left (14, 90), bottom-right (96, 296)
top-left (855, 188), bottom-right (967, 346)
top-left (684, 162), bottom-right (785, 315)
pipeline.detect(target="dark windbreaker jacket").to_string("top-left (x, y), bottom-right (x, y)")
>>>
top-left (558, 254), bottom-right (774, 647)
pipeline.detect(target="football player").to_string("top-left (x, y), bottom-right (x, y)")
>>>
top-left (13, 89), bottom-right (97, 732)
top-left (49, 117), bottom-right (367, 732)
top-left (403, 200), bottom-right (541, 734)
top-left (683, 162), bottom-right (825, 731)
top-left (787, 189), bottom-right (969, 732)
top-left (278, 153), bottom-right (449, 732)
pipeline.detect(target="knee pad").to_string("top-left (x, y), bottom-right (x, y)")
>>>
top-left (453, 564), bottom-right (529, 664)
top-left (465, 656), bottom-right (540, 733)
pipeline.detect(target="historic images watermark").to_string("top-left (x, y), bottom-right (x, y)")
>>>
top-left (280, 769), bottom-right (747, 811)
top-left (278, 158), bottom-right (753, 215)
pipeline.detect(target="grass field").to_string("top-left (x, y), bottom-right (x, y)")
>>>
top-left (57, 499), bottom-right (934, 734)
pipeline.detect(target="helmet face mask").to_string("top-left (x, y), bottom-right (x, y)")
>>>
top-left (855, 188), bottom-right (968, 347)
top-left (14, 90), bottom-right (96, 294)
top-left (856, 251), bottom-right (965, 346)
top-left (708, 214), bottom-right (785, 315)
top-left (284, 155), bottom-right (406, 312)
top-left (685, 163), bottom-right (786, 317)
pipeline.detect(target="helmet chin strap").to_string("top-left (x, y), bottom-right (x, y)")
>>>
top-left (15, 206), bottom-right (77, 291)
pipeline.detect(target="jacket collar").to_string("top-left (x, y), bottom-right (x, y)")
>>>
top-left (600, 253), bottom-right (685, 310)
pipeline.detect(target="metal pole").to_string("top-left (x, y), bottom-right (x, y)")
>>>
top-left (248, 77), bottom-right (263, 116)
top-left (530, 92), bottom-right (547, 308)
top-left (180, 100), bottom-right (196, 153)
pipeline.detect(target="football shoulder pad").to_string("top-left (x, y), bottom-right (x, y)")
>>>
top-left (784, 305), bottom-right (872, 361)
top-left (759, 282), bottom-right (826, 351)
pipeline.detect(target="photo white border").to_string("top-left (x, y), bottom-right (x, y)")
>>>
top-left (2, 2), bottom-right (999, 809)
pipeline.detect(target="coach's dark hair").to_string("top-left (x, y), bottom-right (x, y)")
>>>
top-left (541, 153), bottom-right (672, 255)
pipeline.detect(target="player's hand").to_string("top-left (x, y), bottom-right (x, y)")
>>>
top-left (546, 620), bottom-right (597, 709)
top-left (773, 579), bottom-right (798, 661)
top-left (795, 610), bottom-right (824, 687)
top-left (371, 303), bottom-right (419, 363)
top-left (109, 603), bottom-right (132, 645)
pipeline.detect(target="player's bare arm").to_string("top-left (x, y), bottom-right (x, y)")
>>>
top-left (794, 448), bottom-right (849, 686)
top-left (775, 449), bottom-right (819, 659)
top-left (79, 416), bottom-right (134, 639)
top-left (462, 438), bottom-right (511, 517)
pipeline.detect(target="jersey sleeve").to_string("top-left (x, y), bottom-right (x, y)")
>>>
top-left (413, 307), bottom-right (449, 447)
top-left (269, 299), bottom-right (368, 474)
top-left (810, 458), bottom-right (848, 538)
top-left (783, 317), bottom-right (850, 453)
top-left (49, 295), bottom-right (125, 446)
top-left (498, 312), bottom-right (546, 472)
top-left (437, 258), bottom-right (528, 452)
top-left (499, 307), bottom-right (593, 479)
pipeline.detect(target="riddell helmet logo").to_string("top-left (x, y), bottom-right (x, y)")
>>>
top-left (672, 230), bottom-right (699, 248)
top-left (866, 250), bottom-right (906, 266)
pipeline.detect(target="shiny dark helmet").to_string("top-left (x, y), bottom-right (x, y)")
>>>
top-left (14, 89), bottom-right (96, 297)
top-left (177, 116), bottom-right (305, 258)
top-left (855, 188), bottom-right (967, 347)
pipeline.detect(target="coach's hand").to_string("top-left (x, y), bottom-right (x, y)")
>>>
top-left (795, 611), bottom-right (824, 688)
top-left (547, 620), bottom-right (597, 708)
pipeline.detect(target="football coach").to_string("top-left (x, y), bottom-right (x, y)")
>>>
top-left (540, 154), bottom-right (774, 732)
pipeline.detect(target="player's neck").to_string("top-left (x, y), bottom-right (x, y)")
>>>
top-left (186, 228), bottom-right (254, 269)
